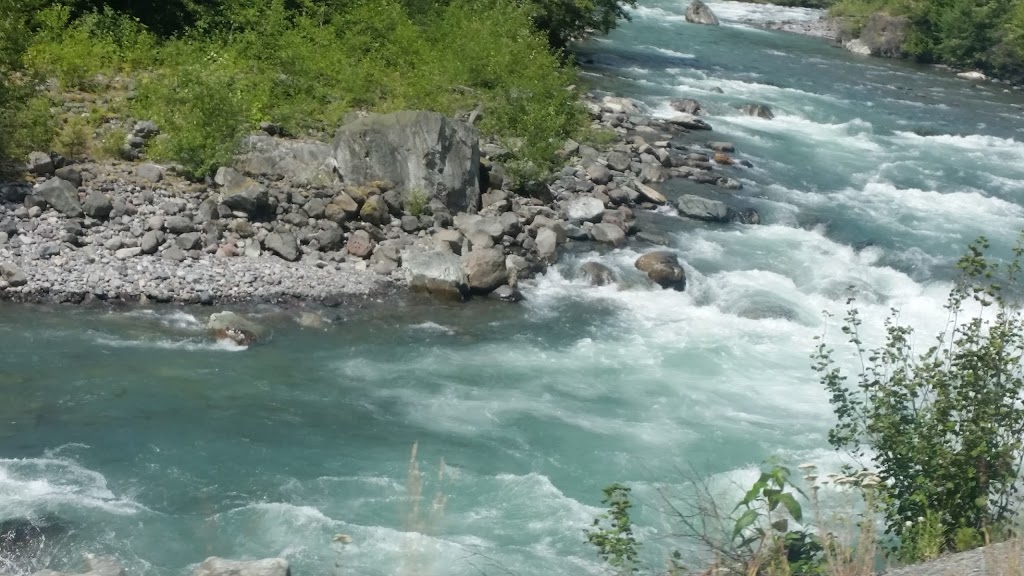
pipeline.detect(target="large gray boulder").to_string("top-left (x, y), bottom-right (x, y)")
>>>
top-left (402, 248), bottom-right (470, 300)
top-left (207, 312), bottom-right (267, 346)
top-left (192, 557), bottom-right (290, 576)
top-left (26, 151), bottom-right (55, 176)
top-left (685, 0), bottom-right (719, 25)
top-left (215, 167), bottom-right (270, 214)
top-left (460, 248), bottom-right (508, 294)
top-left (235, 134), bottom-right (336, 187)
top-left (264, 231), bottom-right (299, 261)
top-left (635, 251), bottom-right (686, 291)
top-left (83, 191), bottom-right (113, 220)
top-left (1, 262), bottom-right (27, 287)
top-left (666, 113), bottom-right (712, 130)
top-left (579, 261), bottom-right (617, 286)
top-left (34, 179), bottom-right (82, 217)
top-left (566, 196), bottom-right (605, 223)
top-left (333, 111), bottom-right (480, 214)
top-left (591, 223), bottom-right (626, 247)
top-left (453, 213), bottom-right (504, 248)
top-left (671, 99), bottom-right (703, 115)
top-left (676, 195), bottom-right (731, 223)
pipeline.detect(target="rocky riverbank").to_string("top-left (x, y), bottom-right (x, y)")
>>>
top-left (0, 94), bottom-right (764, 309)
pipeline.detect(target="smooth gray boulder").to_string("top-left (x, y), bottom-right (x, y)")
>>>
top-left (606, 151), bottom-right (632, 172)
top-left (207, 312), bottom-right (267, 346)
top-left (136, 163), bottom-right (164, 182)
top-left (460, 248), bottom-right (508, 294)
top-left (591, 223), bottom-right (626, 247)
top-left (235, 134), bottom-right (335, 187)
top-left (667, 113), bottom-right (712, 130)
top-left (333, 111), bottom-right (480, 214)
top-left (264, 231), bottom-right (299, 261)
top-left (55, 166), bottom-right (82, 187)
top-left (192, 557), bottom-right (290, 576)
top-left (635, 251), bottom-right (686, 291)
top-left (585, 163), bottom-right (612, 185)
top-left (671, 98), bottom-right (703, 115)
top-left (26, 151), bottom-right (55, 176)
top-left (535, 227), bottom-right (558, 264)
top-left (453, 213), bottom-right (503, 248)
top-left (566, 196), bottom-right (605, 223)
top-left (1, 263), bottom-right (27, 287)
top-left (676, 195), bottom-right (732, 223)
top-left (685, 0), bottom-right (719, 25)
top-left (34, 179), bottom-right (82, 217)
top-left (215, 167), bottom-right (270, 214)
top-left (402, 248), bottom-right (470, 300)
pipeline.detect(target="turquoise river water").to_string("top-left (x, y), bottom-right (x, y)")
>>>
top-left (3, 1), bottom-right (1024, 574)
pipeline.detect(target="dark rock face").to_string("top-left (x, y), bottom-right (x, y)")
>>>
top-left (333, 111), bottom-right (481, 214)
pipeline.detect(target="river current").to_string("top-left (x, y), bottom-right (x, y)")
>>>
top-left (2, 1), bottom-right (1024, 574)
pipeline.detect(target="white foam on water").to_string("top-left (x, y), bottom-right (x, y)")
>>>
top-left (93, 335), bottom-right (248, 352)
top-left (890, 131), bottom-right (1024, 163)
top-left (629, 5), bottom-right (686, 22)
top-left (118, 309), bottom-right (203, 331)
top-left (712, 113), bottom-right (883, 152)
top-left (0, 457), bottom-right (144, 518)
top-left (703, 0), bottom-right (825, 23)
top-left (640, 45), bottom-right (696, 59)
top-left (409, 322), bottom-right (455, 335)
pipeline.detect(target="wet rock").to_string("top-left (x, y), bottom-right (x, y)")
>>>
top-left (333, 111), bottom-right (481, 213)
top-left (636, 183), bottom-right (667, 204)
top-left (192, 558), bottom-right (290, 576)
top-left (957, 70), bottom-right (988, 81)
top-left (535, 227), bottom-right (558, 264)
top-left (460, 248), bottom-right (508, 294)
top-left (402, 248), bottom-right (469, 300)
top-left (844, 39), bottom-right (872, 55)
top-left (740, 104), bottom-right (774, 119)
top-left (490, 284), bottom-right (524, 303)
top-left (666, 113), bottom-right (712, 130)
top-left (34, 178), bottom-right (83, 218)
top-left (82, 190), bottom-right (113, 220)
top-left (714, 152), bottom-right (734, 165)
top-left (264, 231), bottom-right (300, 261)
top-left (207, 313), bottom-right (267, 346)
top-left (685, 0), bottom-right (719, 25)
top-left (567, 196), bottom-right (605, 223)
top-left (671, 98), bottom-right (703, 115)
top-left (33, 553), bottom-right (125, 576)
top-left (707, 141), bottom-right (735, 153)
top-left (1, 263), bottom-right (28, 287)
top-left (26, 151), bottom-right (55, 176)
top-left (734, 207), bottom-right (761, 224)
top-left (635, 251), bottom-right (686, 291)
top-left (591, 223), bottom-right (626, 247)
top-left (346, 229), bottom-right (375, 259)
top-left (579, 261), bottom-right (617, 286)
top-left (676, 195), bottom-right (731, 222)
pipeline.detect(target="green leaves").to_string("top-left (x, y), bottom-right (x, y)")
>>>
top-left (585, 483), bottom-right (640, 574)
top-left (813, 233), bottom-right (1024, 559)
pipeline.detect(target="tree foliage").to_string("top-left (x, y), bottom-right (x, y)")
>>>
top-left (813, 235), bottom-right (1024, 558)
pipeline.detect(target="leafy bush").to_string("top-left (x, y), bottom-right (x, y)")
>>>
top-left (403, 188), bottom-right (430, 217)
top-left (813, 235), bottom-right (1024, 559)
top-left (95, 126), bottom-right (128, 160)
top-left (53, 114), bottom-right (93, 159)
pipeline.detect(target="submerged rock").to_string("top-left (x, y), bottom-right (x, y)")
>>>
top-left (740, 104), bottom-right (774, 119)
top-left (192, 557), bottom-right (290, 576)
top-left (207, 312), bottom-right (267, 346)
top-left (635, 251), bottom-right (686, 291)
top-left (579, 261), bottom-right (618, 286)
top-left (33, 554), bottom-right (124, 576)
top-left (670, 98), bottom-right (703, 115)
top-left (685, 0), bottom-right (719, 25)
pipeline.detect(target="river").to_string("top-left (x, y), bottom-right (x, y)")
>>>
top-left (2, 1), bottom-right (1024, 574)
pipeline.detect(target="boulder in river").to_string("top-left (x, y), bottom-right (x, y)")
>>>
top-left (671, 98), bottom-right (703, 115)
top-left (579, 261), bottom-right (618, 286)
top-left (685, 0), bottom-right (720, 25)
top-left (740, 104), bottom-right (774, 119)
top-left (566, 196), bottom-right (606, 223)
top-left (461, 248), bottom-right (509, 294)
top-left (333, 111), bottom-right (481, 214)
top-left (666, 113), bottom-right (712, 130)
top-left (591, 223), bottom-right (626, 247)
top-left (208, 312), bottom-right (267, 346)
top-left (192, 557), bottom-right (291, 576)
top-left (33, 554), bottom-right (125, 576)
top-left (635, 251), bottom-right (687, 291)
top-left (676, 195), bottom-right (732, 222)
top-left (402, 248), bottom-right (470, 300)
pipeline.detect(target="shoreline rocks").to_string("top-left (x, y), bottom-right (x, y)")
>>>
top-left (1, 93), bottom-right (757, 308)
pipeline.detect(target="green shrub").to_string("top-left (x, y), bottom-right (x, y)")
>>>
top-left (134, 51), bottom-right (265, 178)
top-left (814, 235), bottom-right (1024, 558)
top-left (53, 114), bottom-right (93, 159)
top-left (95, 126), bottom-right (128, 160)
top-left (404, 188), bottom-right (430, 217)
top-left (7, 93), bottom-right (57, 160)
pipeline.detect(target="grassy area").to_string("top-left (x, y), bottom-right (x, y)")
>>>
top-left (0, 0), bottom-right (620, 180)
